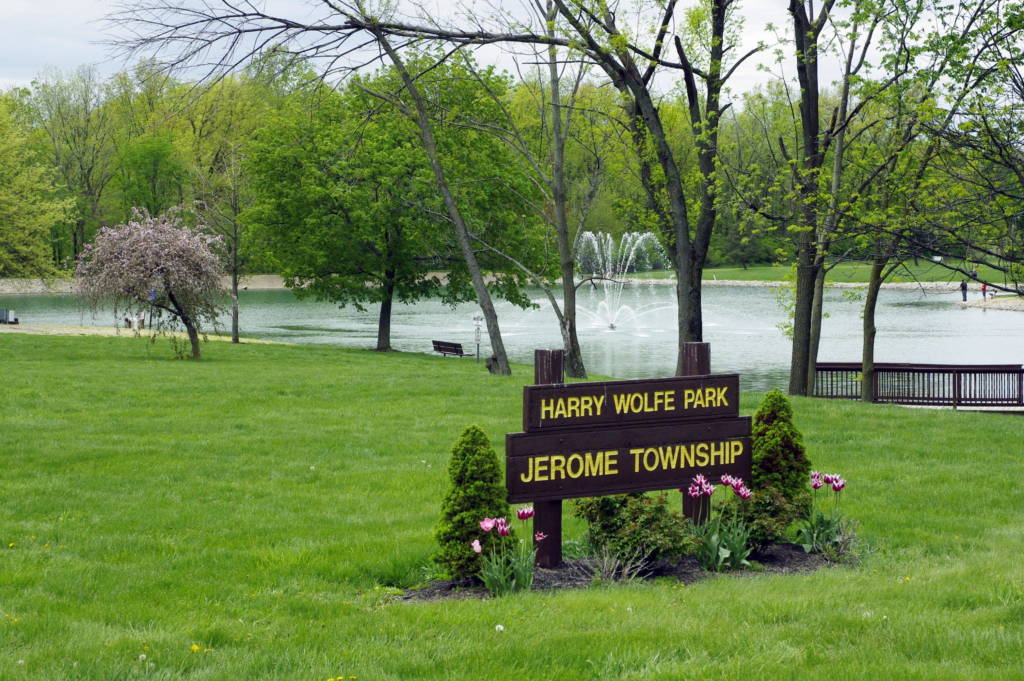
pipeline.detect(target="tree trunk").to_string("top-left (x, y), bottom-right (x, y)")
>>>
top-left (861, 258), bottom-right (886, 402)
top-left (376, 272), bottom-right (395, 352)
top-left (377, 34), bottom-right (512, 374)
top-left (544, 2), bottom-right (586, 379)
top-left (786, 0), bottom-right (831, 395)
top-left (805, 265), bottom-right (827, 395)
top-left (230, 270), bottom-right (240, 344)
top-left (788, 251), bottom-right (818, 395)
top-left (184, 319), bottom-right (201, 360)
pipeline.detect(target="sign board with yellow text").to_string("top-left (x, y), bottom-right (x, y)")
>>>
top-left (507, 375), bottom-right (751, 503)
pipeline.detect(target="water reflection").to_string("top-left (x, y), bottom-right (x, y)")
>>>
top-left (4, 283), bottom-right (1021, 392)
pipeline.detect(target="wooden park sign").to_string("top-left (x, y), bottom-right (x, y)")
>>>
top-left (509, 346), bottom-right (751, 566)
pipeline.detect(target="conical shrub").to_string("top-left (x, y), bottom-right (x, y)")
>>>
top-left (742, 390), bottom-right (812, 546)
top-left (434, 425), bottom-right (510, 580)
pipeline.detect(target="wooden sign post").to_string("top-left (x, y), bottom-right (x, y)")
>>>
top-left (512, 343), bottom-right (750, 567)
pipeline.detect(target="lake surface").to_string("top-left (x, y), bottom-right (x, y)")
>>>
top-left (4, 283), bottom-right (1021, 392)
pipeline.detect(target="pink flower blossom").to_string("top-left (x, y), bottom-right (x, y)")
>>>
top-left (687, 482), bottom-right (702, 498)
top-left (729, 476), bottom-right (744, 491)
top-left (471, 539), bottom-right (482, 553)
top-left (822, 474), bottom-right (835, 484)
top-left (736, 485), bottom-right (752, 500)
top-left (480, 518), bottom-right (496, 532)
top-left (495, 518), bottom-right (511, 536)
top-left (721, 474), bottom-right (735, 487)
top-left (516, 506), bottom-right (535, 520)
top-left (832, 477), bottom-right (846, 492)
top-left (812, 478), bottom-right (823, 490)
top-left (534, 532), bottom-right (548, 542)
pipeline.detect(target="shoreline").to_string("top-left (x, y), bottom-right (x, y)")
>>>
top-left (2, 274), bottom-right (1020, 312)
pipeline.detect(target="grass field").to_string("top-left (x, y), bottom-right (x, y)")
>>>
top-left (635, 261), bottom-right (1008, 285)
top-left (2, 334), bottom-right (1022, 680)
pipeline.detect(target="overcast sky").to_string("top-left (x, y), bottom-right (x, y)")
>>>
top-left (0, 1), bottom-right (796, 94)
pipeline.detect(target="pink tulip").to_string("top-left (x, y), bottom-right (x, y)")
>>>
top-left (812, 478), bottom-right (823, 490)
top-left (736, 485), bottom-right (752, 500)
top-left (480, 518), bottom-right (496, 532)
top-left (534, 532), bottom-right (547, 542)
top-left (471, 539), bottom-right (482, 554)
top-left (721, 474), bottom-right (735, 487)
top-left (495, 518), bottom-right (511, 536)
top-left (516, 506), bottom-right (535, 520)
top-left (687, 482), bottom-right (701, 498)
top-left (832, 477), bottom-right (846, 492)
top-left (822, 474), bottom-right (835, 484)
top-left (730, 476), bottom-right (744, 491)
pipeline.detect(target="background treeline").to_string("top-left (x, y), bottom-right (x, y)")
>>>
top-left (6, 49), bottom-right (1023, 287)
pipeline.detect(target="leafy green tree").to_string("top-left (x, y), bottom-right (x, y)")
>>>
top-left (435, 425), bottom-right (509, 581)
top-left (0, 97), bottom-right (73, 277)
top-left (28, 66), bottom-right (118, 261)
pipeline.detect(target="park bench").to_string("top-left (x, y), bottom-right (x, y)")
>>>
top-left (0, 309), bottom-right (17, 325)
top-left (432, 340), bottom-right (471, 358)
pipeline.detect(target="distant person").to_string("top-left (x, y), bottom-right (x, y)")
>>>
top-left (970, 268), bottom-right (978, 279)
top-left (137, 311), bottom-right (145, 329)
top-left (124, 316), bottom-right (133, 329)
top-left (960, 280), bottom-right (968, 301)
top-left (981, 282), bottom-right (988, 299)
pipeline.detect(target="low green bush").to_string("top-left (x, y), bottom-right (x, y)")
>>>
top-left (572, 493), bottom-right (693, 563)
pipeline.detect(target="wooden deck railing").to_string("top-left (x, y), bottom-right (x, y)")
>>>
top-left (813, 362), bottom-right (1024, 407)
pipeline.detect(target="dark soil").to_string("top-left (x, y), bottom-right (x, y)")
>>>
top-left (401, 543), bottom-right (830, 602)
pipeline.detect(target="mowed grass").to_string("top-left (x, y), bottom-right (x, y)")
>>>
top-left (1, 334), bottom-right (1022, 680)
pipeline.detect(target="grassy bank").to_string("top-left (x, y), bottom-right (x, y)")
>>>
top-left (636, 261), bottom-right (1007, 284)
top-left (2, 335), bottom-right (1022, 680)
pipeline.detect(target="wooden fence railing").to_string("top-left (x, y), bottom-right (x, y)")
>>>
top-left (813, 362), bottom-right (1024, 407)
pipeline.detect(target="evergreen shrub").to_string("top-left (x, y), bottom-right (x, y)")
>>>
top-left (434, 425), bottom-right (510, 580)
top-left (741, 389), bottom-right (812, 547)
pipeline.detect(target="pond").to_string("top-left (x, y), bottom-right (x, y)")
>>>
top-left (4, 283), bottom-right (1021, 392)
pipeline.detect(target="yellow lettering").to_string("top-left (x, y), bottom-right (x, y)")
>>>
top-left (665, 390), bottom-right (676, 411)
top-left (683, 389), bottom-right (695, 409)
top-left (549, 455), bottom-right (566, 480)
top-left (710, 441), bottom-right (727, 465)
top-left (566, 453), bottom-right (584, 478)
top-left (695, 442), bottom-right (709, 466)
top-left (540, 399), bottom-right (555, 420)
top-left (630, 393), bottom-right (644, 412)
top-left (578, 396), bottom-right (592, 417)
top-left (584, 451), bottom-right (603, 477)
top-left (630, 447), bottom-right (643, 473)
top-left (534, 456), bottom-right (549, 482)
top-left (567, 396), bottom-right (580, 418)
top-left (730, 440), bottom-right (743, 463)
top-left (716, 385), bottom-right (729, 407)
top-left (643, 447), bottom-right (658, 471)
top-left (553, 399), bottom-right (567, 419)
top-left (519, 458), bottom-right (534, 483)
top-left (659, 445), bottom-right (679, 469)
top-left (680, 443), bottom-right (695, 468)
top-left (593, 394), bottom-right (605, 415)
top-left (605, 450), bottom-right (619, 475)
top-left (612, 393), bottom-right (629, 414)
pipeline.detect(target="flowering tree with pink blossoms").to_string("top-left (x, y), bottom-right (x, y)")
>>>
top-left (75, 209), bottom-right (226, 359)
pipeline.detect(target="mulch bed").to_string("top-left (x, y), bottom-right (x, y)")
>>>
top-left (401, 543), bottom-right (830, 602)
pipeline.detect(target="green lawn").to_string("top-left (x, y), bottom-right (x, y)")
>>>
top-left (636, 261), bottom-right (1009, 285)
top-left (2, 334), bottom-right (1022, 680)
